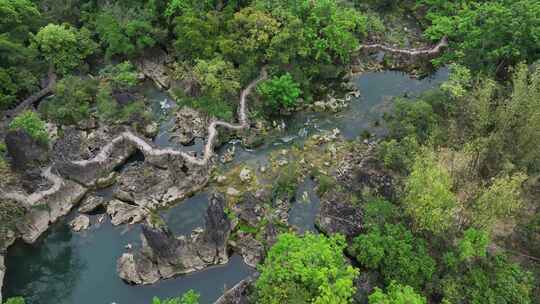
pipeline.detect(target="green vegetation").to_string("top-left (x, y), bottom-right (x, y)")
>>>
top-left (404, 150), bottom-right (457, 235)
top-left (368, 281), bottom-right (426, 304)
top-left (32, 23), bottom-right (96, 74)
top-left (151, 290), bottom-right (200, 304)
top-left (9, 111), bottom-right (48, 144)
top-left (257, 73), bottom-right (302, 113)
top-left (3, 298), bottom-right (25, 304)
top-left (420, 0), bottom-right (540, 74)
top-left (256, 233), bottom-right (358, 304)
top-left (2, 1), bottom-right (540, 303)
top-left (352, 223), bottom-right (436, 291)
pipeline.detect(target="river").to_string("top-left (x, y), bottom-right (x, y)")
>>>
top-left (3, 68), bottom-right (448, 304)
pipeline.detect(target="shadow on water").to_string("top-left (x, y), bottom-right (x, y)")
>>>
top-left (4, 215), bottom-right (253, 304)
top-left (4, 69), bottom-right (448, 304)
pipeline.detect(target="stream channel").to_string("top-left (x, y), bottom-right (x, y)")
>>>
top-left (4, 68), bottom-right (448, 304)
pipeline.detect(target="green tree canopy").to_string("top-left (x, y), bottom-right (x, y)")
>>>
top-left (256, 232), bottom-right (359, 304)
top-left (257, 73), bottom-right (302, 112)
top-left (9, 111), bottom-right (49, 144)
top-left (32, 23), bottom-right (96, 74)
top-left (352, 223), bottom-right (436, 291)
top-left (404, 150), bottom-right (457, 235)
top-left (368, 281), bottom-right (427, 304)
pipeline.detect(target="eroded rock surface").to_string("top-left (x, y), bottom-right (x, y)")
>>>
top-left (70, 215), bottom-right (90, 232)
top-left (170, 107), bottom-right (208, 145)
top-left (117, 193), bottom-right (232, 284)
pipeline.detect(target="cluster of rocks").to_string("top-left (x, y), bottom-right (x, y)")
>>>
top-left (117, 194), bottom-right (231, 284)
top-left (169, 106), bottom-right (208, 145)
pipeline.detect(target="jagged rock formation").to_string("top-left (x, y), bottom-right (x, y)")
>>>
top-left (214, 275), bottom-right (257, 304)
top-left (117, 193), bottom-right (232, 284)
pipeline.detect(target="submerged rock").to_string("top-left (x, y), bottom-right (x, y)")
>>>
top-left (70, 215), bottom-right (90, 232)
top-left (117, 193), bottom-right (232, 284)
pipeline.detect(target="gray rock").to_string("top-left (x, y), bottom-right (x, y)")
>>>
top-left (214, 275), bottom-right (257, 304)
top-left (78, 196), bottom-right (105, 214)
top-left (106, 200), bottom-right (147, 226)
top-left (117, 193), bottom-right (232, 284)
top-left (0, 255), bottom-right (4, 303)
top-left (70, 215), bottom-right (90, 232)
top-left (315, 190), bottom-right (363, 239)
top-left (170, 106), bottom-right (208, 145)
top-left (16, 179), bottom-right (87, 243)
top-left (5, 129), bottom-right (49, 173)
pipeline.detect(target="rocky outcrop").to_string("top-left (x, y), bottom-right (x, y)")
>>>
top-left (5, 129), bottom-right (49, 174)
top-left (136, 48), bottom-right (171, 89)
top-left (70, 215), bottom-right (90, 232)
top-left (214, 275), bottom-right (257, 304)
top-left (316, 190), bottom-right (363, 239)
top-left (117, 193), bottom-right (232, 284)
top-left (78, 195), bottom-right (105, 214)
top-left (170, 107), bottom-right (208, 145)
top-left (16, 178), bottom-right (87, 243)
top-left (114, 153), bottom-right (209, 211)
top-left (106, 200), bottom-right (147, 226)
top-left (0, 254), bottom-right (4, 303)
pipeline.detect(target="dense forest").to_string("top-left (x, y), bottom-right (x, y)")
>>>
top-left (1, 0), bottom-right (540, 303)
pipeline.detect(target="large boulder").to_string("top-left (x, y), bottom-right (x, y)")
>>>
top-left (5, 129), bottom-right (49, 173)
top-left (16, 179), bottom-right (87, 243)
top-left (114, 154), bottom-right (209, 210)
top-left (315, 190), bottom-right (363, 239)
top-left (117, 193), bottom-right (232, 284)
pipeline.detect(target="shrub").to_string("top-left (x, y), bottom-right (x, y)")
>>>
top-left (99, 61), bottom-right (139, 89)
top-left (4, 298), bottom-right (25, 304)
top-left (272, 162), bottom-right (299, 199)
top-left (42, 76), bottom-right (97, 125)
top-left (369, 281), bottom-right (427, 304)
top-left (9, 111), bottom-right (48, 144)
top-left (151, 290), bottom-right (199, 304)
top-left (257, 73), bottom-right (302, 113)
top-left (351, 223), bottom-right (436, 291)
top-left (256, 233), bottom-right (359, 304)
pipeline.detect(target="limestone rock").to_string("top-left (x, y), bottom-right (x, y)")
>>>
top-left (78, 195), bottom-right (105, 214)
top-left (106, 200), bottom-right (147, 226)
top-left (170, 106), bottom-right (208, 145)
top-left (5, 129), bottom-right (49, 173)
top-left (239, 168), bottom-right (252, 183)
top-left (70, 215), bottom-right (90, 232)
top-left (117, 193), bottom-right (232, 284)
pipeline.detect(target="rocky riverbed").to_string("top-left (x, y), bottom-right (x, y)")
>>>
top-left (1, 68), bottom-right (448, 304)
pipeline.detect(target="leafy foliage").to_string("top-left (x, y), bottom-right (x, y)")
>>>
top-left (9, 111), bottom-right (49, 144)
top-left (4, 297), bottom-right (25, 304)
top-left (257, 73), bottom-right (302, 112)
top-left (256, 233), bottom-right (358, 304)
top-left (422, 0), bottom-right (540, 74)
top-left (98, 61), bottom-right (139, 90)
top-left (32, 23), bottom-right (96, 74)
top-left (352, 223), bottom-right (436, 291)
top-left (404, 150), bottom-right (457, 234)
top-left (441, 254), bottom-right (534, 304)
top-left (42, 76), bottom-right (97, 125)
top-left (368, 281), bottom-right (427, 304)
top-left (151, 290), bottom-right (200, 304)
